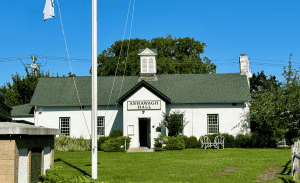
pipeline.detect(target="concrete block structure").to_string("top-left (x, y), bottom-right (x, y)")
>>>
top-left (0, 122), bottom-right (60, 183)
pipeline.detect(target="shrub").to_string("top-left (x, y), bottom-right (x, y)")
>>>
top-left (154, 135), bottom-right (167, 151)
top-left (220, 133), bottom-right (234, 148)
top-left (110, 129), bottom-right (123, 138)
top-left (55, 135), bottom-right (91, 152)
top-left (179, 135), bottom-right (189, 148)
top-left (98, 136), bottom-right (111, 151)
top-left (165, 136), bottom-right (185, 150)
top-left (101, 136), bottom-right (131, 152)
top-left (235, 134), bottom-right (251, 148)
top-left (186, 136), bottom-right (199, 148)
top-left (249, 132), bottom-right (266, 148)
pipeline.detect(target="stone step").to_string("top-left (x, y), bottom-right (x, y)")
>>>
top-left (126, 147), bottom-right (154, 153)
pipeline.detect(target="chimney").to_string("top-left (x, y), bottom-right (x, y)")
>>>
top-left (138, 48), bottom-right (158, 81)
top-left (239, 54), bottom-right (252, 88)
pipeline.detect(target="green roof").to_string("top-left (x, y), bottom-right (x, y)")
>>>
top-left (29, 73), bottom-right (251, 107)
top-left (11, 104), bottom-right (34, 117)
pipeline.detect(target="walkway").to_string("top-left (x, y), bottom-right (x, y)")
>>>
top-left (126, 146), bottom-right (154, 153)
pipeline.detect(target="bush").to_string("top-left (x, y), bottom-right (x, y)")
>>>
top-left (179, 135), bottom-right (189, 148)
top-left (98, 136), bottom-right (111, 151)
top-left (101, 136), bottom-right (131, 152)
top-left (249, 132), bottom-right (266, 148)
top-left (220, 133), bottom-right (234, 148)
top-left (153, 135), bottom-right (167, 151)
top-left (235, 134), bottom-right (251, 148)
top-left (55, 135), bottom-right (91, 152)
top-left (186, 136), bottom-right (199, 148)
top-left (165, 136), bottom-right (185, 150)
top-left (110, 129), bottom-right (123, 138)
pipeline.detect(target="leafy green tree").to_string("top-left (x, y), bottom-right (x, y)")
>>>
top-left (91, 35), bottom-right (216, 76)
top-left (0, 68), bottom-right (51, 107)
top-left (236, 53), bottom-right (300, 145)
top-left (161, 110), bottom-right (189, 137)
top-left (0, 68), bottom-right (76, 107)
top-left (249, 71), bottom-right (283, 132)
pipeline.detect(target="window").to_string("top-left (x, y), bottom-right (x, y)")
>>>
top-left (97, 116), bottom-right (105, 136)
top-left (149, 58), bottom-right (154, 73)
top-left (208, 114), bottom-right (219, 134)
top-left (142, 59), bottom-right (147, 73)
top-left (60, 117), bottom-right (70, 136)
top-left (141, 58), bottom-right (155, 73)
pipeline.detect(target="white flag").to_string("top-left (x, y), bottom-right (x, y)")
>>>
top-left (43, 0), bottom-right (55, 22)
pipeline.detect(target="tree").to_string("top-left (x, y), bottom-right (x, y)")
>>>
top-left (67, 72), bottom-right (76, 77)
top-left (0, 68), bottom-right (77, 107)
top-left (248, 71), bottom-right (283, 132)
top-left (0, 68), bottom-right (51, 107)
top-left (235, 53), bottom-right (300, 145)
top-left (91, 34), bottom-right (216, 76)
top-left (161, 110), bottom-right (189, 136)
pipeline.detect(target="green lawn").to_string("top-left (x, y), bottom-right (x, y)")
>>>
top-left (51, 147), bottom-right (298, 183)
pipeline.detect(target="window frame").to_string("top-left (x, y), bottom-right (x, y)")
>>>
top-left (59, 117), bottom-right (70, 137)
top-left (207, 114), bottom-right (219, 134)
top-left (97, 116), bottom-right (105, 137)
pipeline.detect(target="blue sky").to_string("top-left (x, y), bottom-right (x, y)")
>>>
top-left (0, 0), bottom-right (299, 88)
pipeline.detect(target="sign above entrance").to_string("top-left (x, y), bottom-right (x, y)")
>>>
top-left (127, 100), bottom-right (161, 110)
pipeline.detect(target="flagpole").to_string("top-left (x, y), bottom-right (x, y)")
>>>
top-left (91, 0), bottom-right (98, 180)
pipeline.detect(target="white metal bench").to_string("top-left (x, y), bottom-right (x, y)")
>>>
top-left (278, 138), bottom-right (288, 147)
top-left (200, 135), bottom-right (225, 150)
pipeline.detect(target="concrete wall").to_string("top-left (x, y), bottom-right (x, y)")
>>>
top-left (0, 135), bottom-right (55, 183)
top-left (166, 103), bottom-right (250, 138)
top-left (35, 106), bottom-right (123, 139)
top-left (123, 87), bottom-right (166, 148)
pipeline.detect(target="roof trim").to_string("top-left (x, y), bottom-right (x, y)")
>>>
top-left (117, 80), bottom-right (172, 104)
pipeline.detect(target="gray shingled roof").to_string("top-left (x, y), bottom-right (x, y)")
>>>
top-left (29, 73), bottom-right (251, 107)
top-left (11, 104), bottom-right (34, 117)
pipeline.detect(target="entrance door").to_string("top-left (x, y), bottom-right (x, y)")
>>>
top-left (31, 147), bottom-right (43, 183)
top-left (139, 118), bottom-right (151, 148)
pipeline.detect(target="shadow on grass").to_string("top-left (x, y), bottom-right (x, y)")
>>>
top-left (54, 158), bottom-right (100, 177)
top-left (277, 160), bottom-right (296, 183)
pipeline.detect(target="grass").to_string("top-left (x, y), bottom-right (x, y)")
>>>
top-left (51, 147), bottom-right (298, 183)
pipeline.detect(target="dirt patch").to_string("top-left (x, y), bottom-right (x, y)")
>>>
top-left (210, 163), bottom-right (244, 177)
top-left (255, 164), bottom-right (280, 182)
top-left (219, 166), bottom-right (240, 175)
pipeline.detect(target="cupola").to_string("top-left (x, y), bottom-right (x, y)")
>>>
top-left (138, 48), bottom-right (158, 81)
top-left (239, 54), bottom-right (252, 88)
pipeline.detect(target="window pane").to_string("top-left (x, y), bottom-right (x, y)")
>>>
top-left (60, 117), bottom-right (70, 136)
top-left (149, 58), bottom-right (154, 73)
top-left (97, 117), bottom-right (105, 136)
top-left (142, 59), bottom-right (147, 72)
top-left (208, 114), bottom-right (218, 134)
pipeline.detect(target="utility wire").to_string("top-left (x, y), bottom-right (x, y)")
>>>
top-left (106, 0), bottom-right (136, 130)
top-left (104, 0), bottom-right (134, 129)
top-left (56, 0), bottom-right (90, 137)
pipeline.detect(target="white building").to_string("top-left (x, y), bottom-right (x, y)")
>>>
top-left (29, 48), bottom-right (252, 149)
